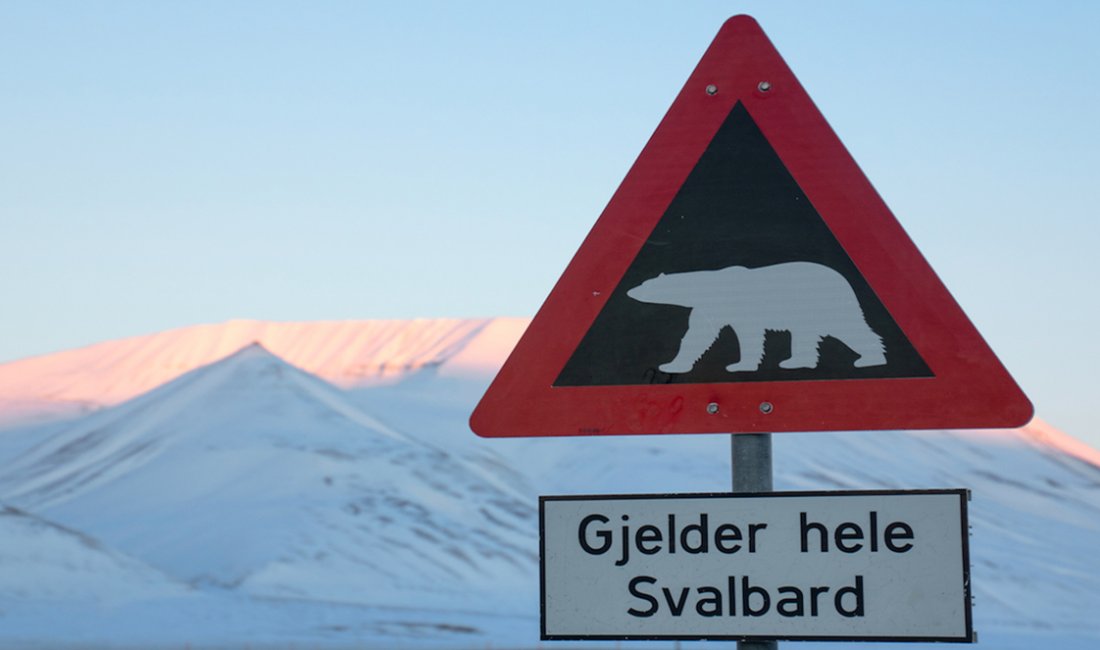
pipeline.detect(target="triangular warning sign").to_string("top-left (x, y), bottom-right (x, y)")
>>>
top-left (471, 15), bottom-right (1032, 437)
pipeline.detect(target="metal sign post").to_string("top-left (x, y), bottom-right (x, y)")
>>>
top-left (732, 433), bottom-right (774, 493)
top-left (732, 433), bottom-right (778, 650)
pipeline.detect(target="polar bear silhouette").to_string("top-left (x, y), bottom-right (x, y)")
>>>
top-left (626, 262), bottom-right (887, 373)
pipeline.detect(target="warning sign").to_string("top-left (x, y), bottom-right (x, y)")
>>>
top-left (470, 15), bottom-right (1032, 437)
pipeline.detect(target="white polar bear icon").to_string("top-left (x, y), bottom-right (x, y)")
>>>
top-left (626, 262), bottom-right (887, 373)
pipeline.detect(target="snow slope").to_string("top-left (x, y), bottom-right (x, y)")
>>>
top-left (0, 504), bottom-right (187, 603)
top-left (0, 318), bottom-right (1098, 648)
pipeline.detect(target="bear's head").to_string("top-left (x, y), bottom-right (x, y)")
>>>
top-left (627, 267), bottom-right (745, 308)
top-left (626, 272), bottom-right (696, 307)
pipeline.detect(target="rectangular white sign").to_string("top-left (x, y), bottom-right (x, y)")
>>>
top-left (541, 490), bottom-right (971, 642)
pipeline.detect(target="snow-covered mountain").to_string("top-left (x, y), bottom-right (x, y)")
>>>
top-left (0, 318), bottom-right (1098, 649)
top-left (0, 342), bottom-right (536, 609)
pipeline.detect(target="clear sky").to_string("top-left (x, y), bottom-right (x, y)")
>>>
top-left (2, 2), bottom-right (1098, 446)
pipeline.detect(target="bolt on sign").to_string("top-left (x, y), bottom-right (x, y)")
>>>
top-left (470, 15), bottom-right (1031, 438)
top-left (541, 491), bottom-right (972, 642)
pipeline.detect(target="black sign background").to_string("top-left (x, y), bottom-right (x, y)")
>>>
top-left (555, 103), bottom-right (932, 386)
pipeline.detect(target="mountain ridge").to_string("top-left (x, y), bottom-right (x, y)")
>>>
top-left (0, 318), bottom-right (529, 425)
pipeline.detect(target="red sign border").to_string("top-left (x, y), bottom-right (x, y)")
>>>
top-left (471, 15), bottom-right (1032, 438)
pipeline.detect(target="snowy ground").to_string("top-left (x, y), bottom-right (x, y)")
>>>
top-left (0, 319), bottom-right (1097, 649)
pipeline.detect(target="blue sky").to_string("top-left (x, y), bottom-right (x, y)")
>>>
top-left (2, 2), bottom-right (1098, 446)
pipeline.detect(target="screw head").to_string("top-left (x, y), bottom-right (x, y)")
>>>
top-left (759, 401), bottom-right (774, 414)
top-left (757, 80), bottom-right (772, 92)
top-left (705, 84), bottom-right (718, 96)
top-left (706, 402), bottom-right (720, 415)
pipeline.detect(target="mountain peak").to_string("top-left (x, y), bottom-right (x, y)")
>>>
top-left (212, 340), bottom-right (290, 369)
top-left (238, 340), bottom-right (270, 354)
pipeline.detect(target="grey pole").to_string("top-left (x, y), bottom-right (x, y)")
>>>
top-left (732, 433), bottom-right (777, 650)
top-left (731, 433), bottom-right (773, 492)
